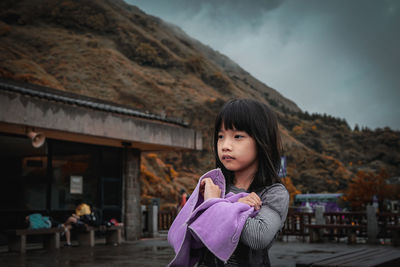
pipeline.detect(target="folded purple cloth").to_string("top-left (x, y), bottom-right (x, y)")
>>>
top-left (168, 168), bottom-right (259, 267)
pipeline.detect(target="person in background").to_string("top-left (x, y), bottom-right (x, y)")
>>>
top-left (177, 189), bottom-right (188, 212)
top-left (62, 202), bottom-right (91, 247)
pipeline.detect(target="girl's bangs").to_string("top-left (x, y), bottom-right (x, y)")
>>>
top-left (217, 101), bottom-right (252, 134)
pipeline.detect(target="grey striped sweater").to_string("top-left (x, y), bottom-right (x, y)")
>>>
top-left (197, 183), bottom-right (289, 267)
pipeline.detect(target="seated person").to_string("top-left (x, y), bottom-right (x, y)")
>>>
top-left (62, 203), bottom-right (91, 247)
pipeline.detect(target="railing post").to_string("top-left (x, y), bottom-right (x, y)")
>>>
top-left (141, 205), bottom-right (147, 232)
top-left (148, 199), bottom-right (159, 237)
top-left (367, 205), bottom-right (378, 244)
top-left (313, 206), bottom-right (325, 242)
top-left (315, 206), bottom-right (325, 225)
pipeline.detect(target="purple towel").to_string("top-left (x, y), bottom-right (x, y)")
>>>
top-left (168, 169), bottom-right (259, 267)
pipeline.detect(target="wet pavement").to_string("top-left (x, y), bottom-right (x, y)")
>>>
top-left (0, 238), bottom-right (174, 267)
top-left (1, 236), bottom-right (399, 266)
top-left (269, 239), bottom-right (400, 267)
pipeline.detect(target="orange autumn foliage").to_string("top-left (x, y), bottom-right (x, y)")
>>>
top-left (281, 176), bottom-right (301, 205)
top-left (292, 125), bottom-right (305, 136)
top-left (343, 169), bottom-right (399, 210)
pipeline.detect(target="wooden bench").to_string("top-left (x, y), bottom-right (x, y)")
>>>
top-left (305, 224), bottom-right (366, 244)
top-left (296, 247), bottom-right (400, 266)
top-left (76, 224), bottom-right (123, 247)
top-left (7, 227), bottom-right (64, 253)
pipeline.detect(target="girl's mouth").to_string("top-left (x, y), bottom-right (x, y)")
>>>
top-left (222, 155), bottom-right (234, 160)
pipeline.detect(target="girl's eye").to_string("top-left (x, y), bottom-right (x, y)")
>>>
top-left (218, 135), bottom-right (224, 139)
top-left (234, 135), bottom-right (244, 139)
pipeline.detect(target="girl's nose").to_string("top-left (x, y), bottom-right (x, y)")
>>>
top-left (221, 138), bottom-right (232, 151)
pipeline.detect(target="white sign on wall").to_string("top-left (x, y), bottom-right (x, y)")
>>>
top-left (70, 176), bottom-right (83, 194)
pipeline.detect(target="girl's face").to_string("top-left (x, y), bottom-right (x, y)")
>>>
top-left (217, 124), bottom-right (258, 176)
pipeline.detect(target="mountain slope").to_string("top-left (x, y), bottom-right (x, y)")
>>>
top-left (0, 0), bottom-right (399, 205)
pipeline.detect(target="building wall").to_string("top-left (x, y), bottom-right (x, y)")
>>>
top-left (123, 147), bottom-right (142, 240)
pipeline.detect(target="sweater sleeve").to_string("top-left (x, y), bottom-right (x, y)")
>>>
top-left (239, 184), bottom-right (289, 250)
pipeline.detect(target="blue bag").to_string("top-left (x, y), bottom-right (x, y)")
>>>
top-left (28, 213), bottom-right (51, 229)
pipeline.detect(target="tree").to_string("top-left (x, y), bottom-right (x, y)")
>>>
top-left (342, 169), bottom-right (399, 211)
top-left (281, 176), bottom-right (301, 206)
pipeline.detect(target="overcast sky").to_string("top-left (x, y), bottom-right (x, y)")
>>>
top-left (125, 0), bottom-right (400, 130)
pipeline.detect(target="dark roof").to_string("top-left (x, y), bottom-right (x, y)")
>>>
top-left (0, 79), bottom-right (188, 127)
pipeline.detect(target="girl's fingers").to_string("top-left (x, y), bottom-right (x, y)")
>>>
top-left (243, 200), bottom-right (260, 210)
top-left (202, 178), bottom-right (221, 200)
top-left (200, 178), bottom-right (213, 195)
top-left (202, 179), bottom-right (261, 207)
top-left (201, 178), bottom-right (211, 186)
top-left (249, 193), bottom-right (262, 206)
top-left (201, 178), bottom-right (215, 188)
top-left (238, 193), bottom-right (262, 210)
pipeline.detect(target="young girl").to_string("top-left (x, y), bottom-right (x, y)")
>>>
top-left (198, 98), bottom-right (289, 266)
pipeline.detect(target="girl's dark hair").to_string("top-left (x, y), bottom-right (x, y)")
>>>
top-left (214, 98), bottom-right (282, 192)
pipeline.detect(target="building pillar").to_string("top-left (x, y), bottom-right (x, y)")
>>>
top-left (122, 147), bottom-right (142, 240)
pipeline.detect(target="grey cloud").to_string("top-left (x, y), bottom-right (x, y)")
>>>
top-left (125, 0), bottom-right (400, 130)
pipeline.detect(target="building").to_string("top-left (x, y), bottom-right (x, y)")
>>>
top-left (0, 79), bottom-right (202, 241)
top-left (294, 193), bottom-right (343, 212)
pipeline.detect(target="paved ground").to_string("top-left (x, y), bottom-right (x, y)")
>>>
top-left (269, 239), bottom-right (399, 267)
top-left (0, 236), bottom-right (399, 266)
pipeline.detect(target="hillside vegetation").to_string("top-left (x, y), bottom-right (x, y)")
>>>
top-left (1, 0), bottom-right (399, 208)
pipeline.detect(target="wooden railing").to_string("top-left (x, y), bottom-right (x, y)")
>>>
top-left (281, 210), bottom-right (313, 240)
top-left (377, 212), bottom-right (400, 239)
top-left (155, 208), bottom-right (400, 245)
top-left (324, 211), bottom-right (367, 225)
top-left (280, 209), bottom-right (399, 243)
top-left (158, 209), bottom-right (177, 231)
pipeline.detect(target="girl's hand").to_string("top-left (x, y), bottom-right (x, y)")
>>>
top-left (200, 178), bottom-right (221, 200)
top-left (238, 192), bottom-right (262, 210)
